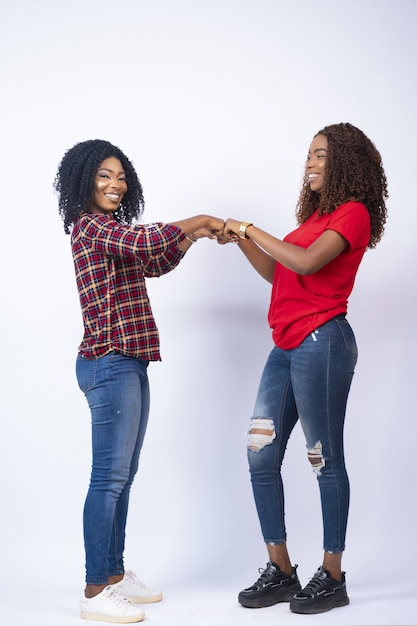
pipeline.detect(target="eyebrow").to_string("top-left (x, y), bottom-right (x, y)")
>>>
top-left (307, 148), bottom-right (328, 157)
top-left (97, 167), bottom-right (126, 175)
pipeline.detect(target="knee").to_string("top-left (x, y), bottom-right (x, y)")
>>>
top-left (307, 440), bottom-right (325, 475)
top-left (247, 417), bottom-right (276, 452)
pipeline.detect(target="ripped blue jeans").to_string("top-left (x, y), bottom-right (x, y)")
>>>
top-left (247, 315), bottom-right (357, 553)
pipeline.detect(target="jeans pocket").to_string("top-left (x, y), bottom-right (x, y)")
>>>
top-left (76, 354), bottom-right (99, 394)
top-left (335, 319), bottom-right (358, 357)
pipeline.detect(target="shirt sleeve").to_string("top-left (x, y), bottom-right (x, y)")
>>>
top-left (142, 246), bottom-right (186, 277)
top-left (77, 214), bottom-right (186, 262)
top-left (327, 202), bottom-right (371, 250)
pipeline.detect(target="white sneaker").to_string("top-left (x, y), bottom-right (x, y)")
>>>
top-left (80, 585), bottom-right (145, 623)
top-left (114, 570), bottom-right (163, 604)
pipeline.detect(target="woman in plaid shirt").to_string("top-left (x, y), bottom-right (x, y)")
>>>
top-left (54, 139), bottom-right (224, 623)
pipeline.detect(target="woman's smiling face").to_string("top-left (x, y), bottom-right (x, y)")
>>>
top-left (88, 156), bottom-right (128, 215)
top-left (306, 134), bottom-right (328, 194)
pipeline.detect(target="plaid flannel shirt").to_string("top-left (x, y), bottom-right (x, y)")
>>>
top-left (71, 214), bottom-right (186, 360)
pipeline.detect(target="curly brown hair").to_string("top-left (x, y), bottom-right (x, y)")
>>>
top-left (295, 123), bottom-right (388, 248)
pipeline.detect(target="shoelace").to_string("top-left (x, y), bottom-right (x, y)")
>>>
top-left (103, 587), bottom-right (133, 607)
top-left (256, 563), bottom-right (277, 583)
top-left (302, 571), bottom-right (328, 594)
top-left (124, 571), bottom-right (150, 591)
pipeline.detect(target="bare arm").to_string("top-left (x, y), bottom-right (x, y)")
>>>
top-left (236, 238), bottom-right (277, 284)
top-left (224, 219), bottom-right (348, 278)
top-left (170, 215), bottom-right (224, 252)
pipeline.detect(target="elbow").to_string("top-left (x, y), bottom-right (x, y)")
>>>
top-left (292, 261), bottom-right (313, 275)
top-left (293, 261), bottom-right (320, 276)
top-left (298, 266), bottom-right (315, 276)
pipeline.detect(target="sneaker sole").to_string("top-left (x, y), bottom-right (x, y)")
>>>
top-left (239, 583), bottom-right (302, 608)
top-left (290, 594), bottom-right (349, 614)
top-left (124, 592), bottom-right (163, 604)
top-left (81, 610), bottom-right (145, 623)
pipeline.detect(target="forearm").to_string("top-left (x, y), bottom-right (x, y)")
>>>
top-left (237, 238), bottom-right (276, 284)
top-left (176, 236), bottom-right (195, 253)
top-left (244, 224), bottom-right (347, 275)
top-left (170, 214), bottom-right (224, 252)
top-left (245, 224), bottom-right (309, 273)
top-left (170, 215), bottom-right (212, 238)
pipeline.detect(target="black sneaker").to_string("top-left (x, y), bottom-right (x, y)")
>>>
top-left (290, 566), bottom-right (349, 614)
top-left (238, 561), bottom-right (301, 608)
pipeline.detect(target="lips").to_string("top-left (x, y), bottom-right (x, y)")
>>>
top-left (104, 193), bottom-right (120, 201)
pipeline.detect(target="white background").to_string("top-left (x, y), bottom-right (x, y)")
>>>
top-left (1, 1), bottom-right (416, 624)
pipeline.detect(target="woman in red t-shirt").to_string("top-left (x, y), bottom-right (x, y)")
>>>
top-left (220, 123), bottom-right (388, 615)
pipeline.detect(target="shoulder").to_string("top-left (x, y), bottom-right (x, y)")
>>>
top-left (329, 201), bottom-right (370, 231)
top-left (329, 202), bottom-right (370, 247)
top-left (73, 214), bottom-right (122, 237)
top-left (331, 201), bottom-right (369, 221)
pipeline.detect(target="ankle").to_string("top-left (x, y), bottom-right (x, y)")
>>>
top-left (84, 583), bottom-right (107, 599)
top-left (108, 574), bottom-right (124, 585)
top-left (269, 558), bottom-right (292, 576)
top-left (322, 564), bottom-right (342, 581)
top-left (266, 544), bottom-right (292, 575)
top-left (323, 551), bottom-right (343, 581)
top-left (327, 569), bottom-right (342, 582)
top-left (277, 563), bottom-right (293, 576)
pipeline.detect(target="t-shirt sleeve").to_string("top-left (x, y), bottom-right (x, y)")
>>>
top-left (327, 202), bottom-right (370, 250)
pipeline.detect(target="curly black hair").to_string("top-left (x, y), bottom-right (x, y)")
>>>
top-left (296, 123), bottom-right (388, 249)
top-left (53, 139), bottom-right (145, 234)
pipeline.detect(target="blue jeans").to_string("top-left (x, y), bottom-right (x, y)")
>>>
top-left (248, 315), bottom-right (357, 553)
top-left (76, 352), bottom-right (150, 584)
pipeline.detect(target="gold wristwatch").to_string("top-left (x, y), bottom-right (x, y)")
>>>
top-left (238, 222), bottom-right (253, 239)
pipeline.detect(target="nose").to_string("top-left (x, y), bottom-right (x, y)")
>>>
top-left (109, 176), bottom-right (122, 190)
top-left (306, 154), bottom-right (318, 171)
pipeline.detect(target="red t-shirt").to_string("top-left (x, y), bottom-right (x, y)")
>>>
top-left (268, 201), bottom-right (371, 350)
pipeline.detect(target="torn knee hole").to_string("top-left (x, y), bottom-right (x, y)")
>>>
top-left (307, 441), bottom-right (325, 475)
top-left (247, 418), bottom-right (276, 452)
